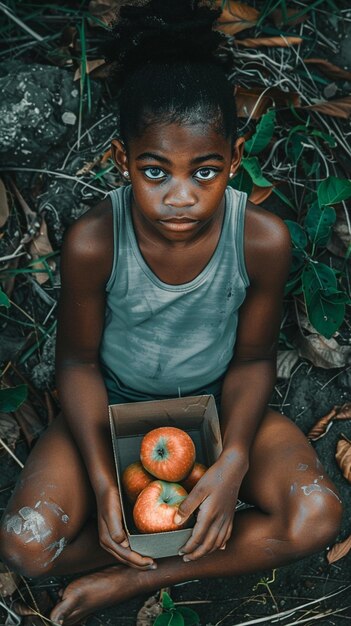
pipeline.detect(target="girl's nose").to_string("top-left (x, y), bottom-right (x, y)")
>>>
top-left (163, 181), bottom-right (197, 209)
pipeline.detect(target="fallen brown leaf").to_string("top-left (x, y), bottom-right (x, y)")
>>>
top-left (304, 58), bottom-right (351, 81)
top-left (304, 96), bottom-right (351, 119)
top-left (74, 59), bottom-right (106, 81)
top-left (295, 330), bottom-right (351, 369)
top-left (14, 400), bottom-right (45, 448)
top-left (276, 349), bottom-right (299, 380)
top-left (216, 1), bottom-right (259, 35)
top-left (88, 0), bottom-right (119, 26)
top-left (0, 412), bottom-right (20, 448)
top-left (327, 534), bottom-right (351, 564)
top-left (235, 86), bottom-right (300, 118)
top-left (136, 589), bottom-right (168, 626)
top-left (307, 404), bottom-right (351, 441)
top-left (0, 178), bottom-right (9, 228)
top-left (326, 210), bottom-right (351, 257)
top-left (0, 563), bottom-right (19, 597)
top-left (335, 434), bottom-right (351, 483)
top-left (29, 217), bottom-right (56, 284)
top-left (249, 184), bottom-right (274, 204)
top-left (236, 36), bottom-right (303, 48)
top-left (273, 8), bottom-right (308, 27)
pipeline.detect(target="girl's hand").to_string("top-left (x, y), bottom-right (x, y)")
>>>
top-left (174, 453), bottom-right (249, 561)
top-left (96, 486), bottom-right (157, 570)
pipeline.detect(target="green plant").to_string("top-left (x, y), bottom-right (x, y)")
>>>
top-left (153, 591), bottom-right (200, 626)
top-left (285, 176), bottom-right (351, 338)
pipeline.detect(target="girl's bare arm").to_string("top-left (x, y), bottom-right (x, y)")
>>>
top-left (175, 206), bottom-right (292, 559)
top-left (55, 202), bottom-right (155, 568)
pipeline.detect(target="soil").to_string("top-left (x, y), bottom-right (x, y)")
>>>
top-left (0, 1), bottom-right (351, 625)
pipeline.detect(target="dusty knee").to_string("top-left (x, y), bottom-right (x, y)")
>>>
top-left (0, 501), bottom-right (70, 578)
top-left (288, 482), bottom-right (343, 554)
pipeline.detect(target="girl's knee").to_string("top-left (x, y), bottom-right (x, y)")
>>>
top-left (288, 483), bottom-right (343, 554)
top-left (0, 502), bottom-right (70, 578)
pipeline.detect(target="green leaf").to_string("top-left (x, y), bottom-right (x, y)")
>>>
top-left (231, 168), bottom-right (253, 196)
top-left (177, 606), bottom-right (200, 625)
top-left (154, 614), bottom-right (175, 626)
top-left (318, 176), bottom-right (351, 207)
top-left (291, 249), bottom-right (305, 273)
top-left (162, 592), bottom-right (175, 611)
top-left (320, 288), bottom-right (351, 305)
top-left (272, 187), bottom-right (295, 209)
top-left (302, 263), bottom-right (343, 337)
top-left (304, 201), bottom-right (336, 248)
top-left (306, 290), bottom-right (345, 338)
top-left (284, 274), bottom-right (301, 295)
top-left (0, 385), bottom-right (28, 412)
top-left (285, 221), bottom-right (308, 249)
top-left (169, 611), bottom-right (185, 626)
top-left (242, 157), bottom-right (271, 187)
top-left (244, 109), bottom-right (276, 156)
top-left (311, 130), bottom-right (337, 148)
top-left (0, 288), bottom-right (10, 308)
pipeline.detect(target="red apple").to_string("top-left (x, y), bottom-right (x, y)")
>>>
top-left (133, 480), bottom-right (188, 533)
top-left (140, 426), bottom-right (196, 482)
top-left (121, 461), bottom-right (153, 503)
top-left (182, 462), bottom-right (207, 492)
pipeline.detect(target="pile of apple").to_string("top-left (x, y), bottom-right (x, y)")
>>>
top-left (122, 426), bottom-right (207, 533)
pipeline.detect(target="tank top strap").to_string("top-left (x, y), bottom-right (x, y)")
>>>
top-left (105, 185), bottom-right (128, 292)
top-left (228, 187), bottom-right (250, 288)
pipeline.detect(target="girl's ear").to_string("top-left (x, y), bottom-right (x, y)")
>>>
top-left (111, 138), bottom-right (129, 175)
top-left (229, 136), bottom-right (245, 177)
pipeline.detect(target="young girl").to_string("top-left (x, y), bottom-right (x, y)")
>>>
top-left (0, 1), bottom-right (342, 624)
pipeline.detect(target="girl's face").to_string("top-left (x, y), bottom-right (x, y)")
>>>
top-left (112, 121), bottom-right (244, 243)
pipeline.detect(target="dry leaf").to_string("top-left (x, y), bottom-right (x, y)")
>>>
top-left (216, 1), bottom-right (259, 35)
top-left (326, 210), bottom-right (350, 257)
top-left (235, 86), bottom-right (300, 118)
top-left (236, 36), bottom-right (303, 48)
top-left (0, 563), bottom-right (19, 597)
top-left (307, 403), bottom-right (351, 441)
top-left (276, 349), bottom-right (299, 380)
top-left (88, 0), bottom-right (119, 26)
top-left (327, 534), bottom-right (351, 564)
top-left (29, 217), bottom-right (55, 285)
top-left (249, 184), bottom-right (274, 204)
top-left (273, 8), bottom-right (308, 27)
top-left (14, 400), bottom-right (45, 447)
top-left (295, 331), bottom-right (351, 369)
top-left (335, 434), bottom-right (351, 483)
top-left (0, 413), bottom-right (20, 448)
top-left (0, 178), bottom-right (9, 228)
top-left (304, 96), bottom-right (351, 119)
top-left (74, 59), bottom-right (106, 81)
top-left (304, 58), bottom-right (351, 81)
top-left (136, 591), bottom-right (165, 626)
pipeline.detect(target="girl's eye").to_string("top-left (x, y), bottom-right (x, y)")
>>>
top-left (143, 167), bottom-right (165, 179)
top-left (195, 168), bottom-right (218, 181)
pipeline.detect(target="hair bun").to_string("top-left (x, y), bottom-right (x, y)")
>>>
top-left (104, 0), bottom-right (225, 82)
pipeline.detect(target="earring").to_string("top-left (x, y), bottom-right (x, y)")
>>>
top-left (229, 172), bottom-right (234, 179)
top-left (123, 171), bottom-right (129, 178)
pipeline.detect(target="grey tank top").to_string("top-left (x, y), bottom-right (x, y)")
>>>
top-left (100, 184), bottom-right (249, 401)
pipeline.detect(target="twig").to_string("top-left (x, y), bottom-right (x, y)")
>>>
top-left (320, 365), bottom-right (351, 390)
top-left (0, 436), bottom-right (24, 468)
top-left (0, 2), bottom-right (44, 42)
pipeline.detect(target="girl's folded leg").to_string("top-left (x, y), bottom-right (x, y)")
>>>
top-left (0, 413), bottom-right (117, 578)
top-left (49, 407), bottom-right (342, 626)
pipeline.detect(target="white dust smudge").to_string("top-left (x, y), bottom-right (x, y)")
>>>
top-left (301, 484), bottom-right (322, 496)
top-left (6, 507), bottom-right (52, 543)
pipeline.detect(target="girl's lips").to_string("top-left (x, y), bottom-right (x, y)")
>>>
top-left (158, 220), bottom-right (199, 232)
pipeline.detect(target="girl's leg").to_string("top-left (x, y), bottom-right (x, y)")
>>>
top-left (0, 413), bottom-right (118, 577)
top-left (49, 409), bottom-right (342, 626)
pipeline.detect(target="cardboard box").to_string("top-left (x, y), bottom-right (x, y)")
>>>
top-left (109, 394), bottom-right (222, 558)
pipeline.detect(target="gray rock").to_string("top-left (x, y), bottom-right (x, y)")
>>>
top-left (0, 62), bottom-right (100, 167)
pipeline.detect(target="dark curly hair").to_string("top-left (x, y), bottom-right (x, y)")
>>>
top-left (103, 0), bottom-right (237, 150)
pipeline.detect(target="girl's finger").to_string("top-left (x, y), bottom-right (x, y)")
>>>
top-left (182, 516), bottom-right (227, 560)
